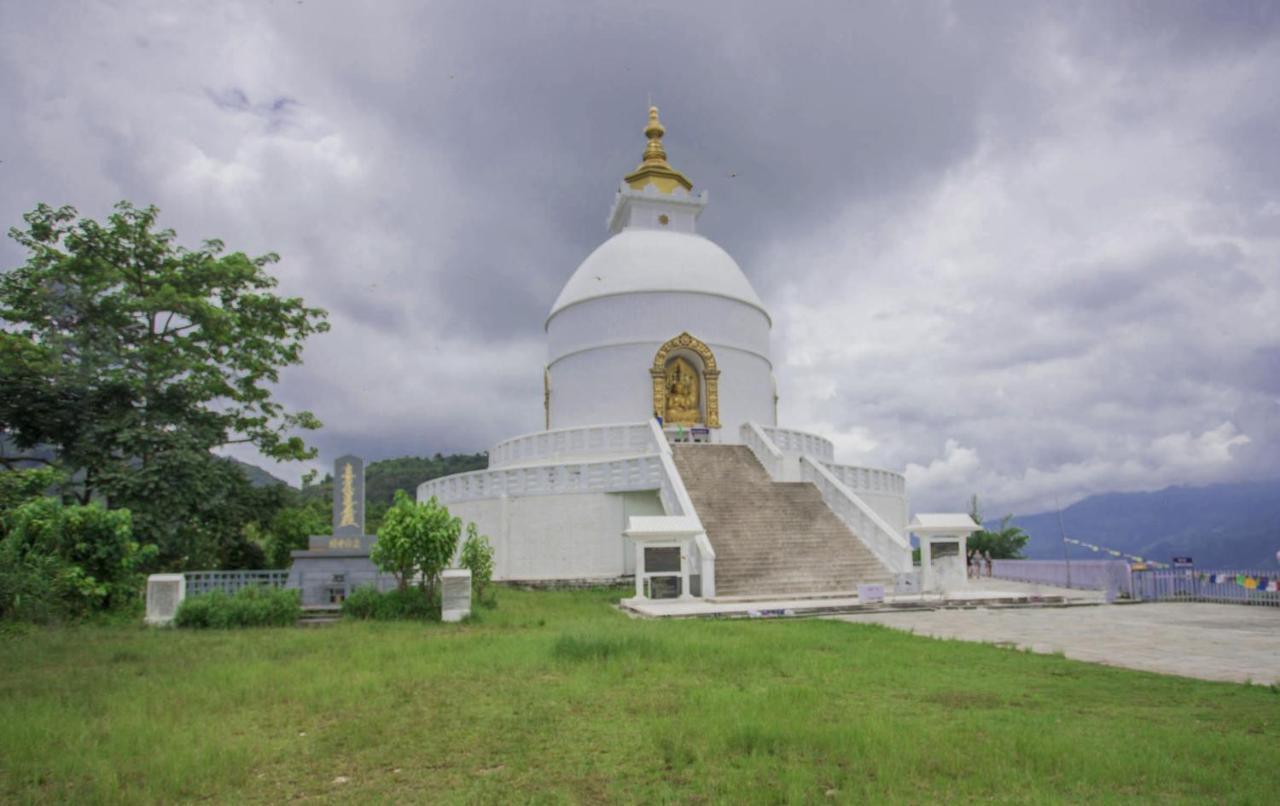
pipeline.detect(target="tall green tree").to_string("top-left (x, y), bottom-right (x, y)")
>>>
top-left (0, 202), bottom-right (328, 566)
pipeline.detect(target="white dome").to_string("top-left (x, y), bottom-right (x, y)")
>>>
top-left (547, 229), bottom-right (769, 325)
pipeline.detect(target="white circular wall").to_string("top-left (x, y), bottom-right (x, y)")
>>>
top-left (546, 229), bottom-right (775, 435)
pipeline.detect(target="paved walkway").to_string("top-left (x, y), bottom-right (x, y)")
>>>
top-left (622, 577), bottom-right (1103, 618)
top-left (831, 602), bottom-right (1280, 685)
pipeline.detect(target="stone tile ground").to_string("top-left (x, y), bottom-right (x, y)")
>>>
top-left (832, 601), bottom-right (1280, 685)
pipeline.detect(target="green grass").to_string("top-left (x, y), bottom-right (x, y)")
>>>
top-left (1, 588), bottom-right (1277, 803)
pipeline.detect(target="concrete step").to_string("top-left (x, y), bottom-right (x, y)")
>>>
top-left (673, 444), bottom-right (894, 597)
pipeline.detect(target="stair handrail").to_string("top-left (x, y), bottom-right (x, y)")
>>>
top-left (799, 455), bottom-right (912, 574)
top-left (740, 421), bottom-right (785, 481)
top-left (644, 419), bottom-right (716, 597)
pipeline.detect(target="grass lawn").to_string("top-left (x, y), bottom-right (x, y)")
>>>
top-left (2, 588), bottom-right (1278, 803)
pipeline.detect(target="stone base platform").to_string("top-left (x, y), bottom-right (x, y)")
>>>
top-left (621, 580), bottom-right (1103, 619)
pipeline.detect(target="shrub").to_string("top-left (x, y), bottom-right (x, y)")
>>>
top-left (174, 586), bottom-right (299, 628)
top-left (1, 496), bottom-right (152, 621)
top-left (340, 585), bottom-right (436, 621)
top-left (372, 491), bottom-right (461, 601)
top-left (341, 585), bottom-right (383, 620)
top-left (460, 522), bottom-right (495, 605)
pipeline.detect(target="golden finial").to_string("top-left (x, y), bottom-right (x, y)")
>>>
top-left (624, 105), bottom-right (692, 193)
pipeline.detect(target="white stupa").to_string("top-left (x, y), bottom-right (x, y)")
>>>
top-left (421, 108), bottom-right (934, 599)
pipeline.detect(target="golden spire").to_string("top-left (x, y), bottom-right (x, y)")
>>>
top-left (624, 105), bottom-right (693, 193)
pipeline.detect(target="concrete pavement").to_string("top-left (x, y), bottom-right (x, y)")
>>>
top-left (831, 602), bottom-right (1280, 685)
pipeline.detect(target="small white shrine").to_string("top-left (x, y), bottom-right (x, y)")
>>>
top-left (420, 107), bottom-right (969, 599)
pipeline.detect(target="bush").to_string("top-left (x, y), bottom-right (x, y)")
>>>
top-left (174, 586), bottom-right (300, 629)
top-left (340, 585), bottom-right (383, 620)
top-left (372, 491), bottom-right (460, 600)
top-left (340, 584), bottom-right (437, 621)
top-left (460, 522), bottom-right (495, 605)
top-left (1, 495), bottom-right (151, 622)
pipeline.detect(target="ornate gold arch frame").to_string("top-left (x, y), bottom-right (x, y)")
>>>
top-left (651, 332), bottom-right (721, 428)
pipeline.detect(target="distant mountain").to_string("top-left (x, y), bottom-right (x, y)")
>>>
top-left (226, 457), bottom-right (292, 488)
top-left (300, 453), bottom-right (489, 507)
top-left (1011, 480), bottom-right (1280, 570)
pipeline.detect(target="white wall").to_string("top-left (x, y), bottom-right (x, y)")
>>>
top-left (854, 490), bottom-right (909, 538)
top-left (546, 291), bottom-right (775, 434)
top-left (450, 490), bottom-right (664, 581)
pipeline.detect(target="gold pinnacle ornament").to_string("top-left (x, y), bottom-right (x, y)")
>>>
top-left (624, 105), bottom-right (693, 193)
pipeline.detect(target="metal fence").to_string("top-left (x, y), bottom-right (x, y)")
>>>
top-left (1131, 569), bottom-right (1280, 607)
top-left (991, 559), bottom-right (1131, 593)
top-left (184, 570), bottom-right (290, 597)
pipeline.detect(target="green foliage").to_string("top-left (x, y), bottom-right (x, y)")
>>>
top-left (370, 492), bottom-right (419, 590)
top-left (460, 521), bottom-right (495, 604)
top-left (967, 495), bottom-right (1029, 560)
top-left (340, 585), bottom-right (437, 621)
top-left (173, 586), bottom-right (300, 629)
top-left (301, 453), bottom-right (489, 510)
top-left (372, 491), bottom-right (461, 597)
top-left (262, 501), bottom-right (327, 568)
top-left (0, 202), bottom-right (328, 566)
top-left (0, 495), bottom-right (151, 621)
top-left (0, 467), bottom-right (61, 513)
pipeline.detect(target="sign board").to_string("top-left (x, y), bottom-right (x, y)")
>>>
top-left (857, 583), bottom-right (886, 604)
top-left (1171, 556), bottom-right (1194, 568)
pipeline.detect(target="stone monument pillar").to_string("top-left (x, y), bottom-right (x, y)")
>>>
top-left (286, 455), bottom-right (385, 607)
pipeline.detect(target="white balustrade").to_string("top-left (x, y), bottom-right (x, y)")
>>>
top-left (489, 423), bottom-right (654, 468)
top-left (821, 463), bottom-right (907, 497)
top-left (418, 455), bottom-right (664, 505)
top-left (759, 425), bottom-right (835, 462)
top-left (740, 422), bottom-right (785, 481)
top-left (644, 419), bottom-right (715, 598)
top-left (799, 456), bottom-right (912, 574)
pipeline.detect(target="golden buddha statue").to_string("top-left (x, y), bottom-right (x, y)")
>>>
top-left (663, 357), bottom-right (701, 425)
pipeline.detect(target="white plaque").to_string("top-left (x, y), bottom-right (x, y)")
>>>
top-left (441, 569), bottom-right (472, 623)
top-left (145, 574), bottom-right (186, 625)
top-left (857, 583), bottom-right (885, 604)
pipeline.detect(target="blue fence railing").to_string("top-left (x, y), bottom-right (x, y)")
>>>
top-left (184, 570), bottom-right (290, 597)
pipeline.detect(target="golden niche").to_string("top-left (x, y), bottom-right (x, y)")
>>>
top-left (663, 357), bottom-right (700, 424)
top-left (651, 332), bottom-right (721, 428)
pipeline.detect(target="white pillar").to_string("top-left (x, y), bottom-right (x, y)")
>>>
top-left (679, 541), bottom-right (692, 600)
top-left (634, 542), bottom-right (647, 599)
top-left (920, 539), bottom-right (935, 593)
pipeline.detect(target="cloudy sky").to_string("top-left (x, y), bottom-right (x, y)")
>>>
top-left (2, 1), bottom-right (1278, 515)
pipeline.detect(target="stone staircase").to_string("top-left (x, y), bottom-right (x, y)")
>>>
top-left (673, 444), bottom-right (893, 597)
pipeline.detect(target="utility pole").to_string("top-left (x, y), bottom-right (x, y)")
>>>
top-left (1056, 496), bottom-right (1072, 589)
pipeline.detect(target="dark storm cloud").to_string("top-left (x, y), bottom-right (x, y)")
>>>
top-left (1, 0), bottom-right (1278, 512)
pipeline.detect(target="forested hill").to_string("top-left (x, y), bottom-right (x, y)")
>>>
top-left (1012, 479), bottom-right (1280, 569)
top-left (299, 453), bottom-right (489, 507)
top-left (227, 457), bottom-right (290, 488)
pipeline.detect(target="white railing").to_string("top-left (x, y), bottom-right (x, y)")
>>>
top-left (645, 419), bottom-right (715, 598)
top-left (418, 455), bottom-right (664, 505)
top-left (822, 463), bottom-right (907, 497)
top-left (760, 425), bottom-right (835, 462)
top-left (799, 456), bottom-right (912, 574)
top-left (740, 422), bottom-right (785, 481)
top-left (489, 423), bottom-right (654, 468)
